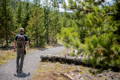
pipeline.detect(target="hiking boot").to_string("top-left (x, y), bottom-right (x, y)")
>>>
top-left (16, 68), bottom-right (19, 73)
top-left (19, 69), bottom-right (23, 73)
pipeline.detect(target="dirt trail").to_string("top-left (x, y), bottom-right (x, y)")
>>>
top-left (0, 46), bottom-right (65, 80)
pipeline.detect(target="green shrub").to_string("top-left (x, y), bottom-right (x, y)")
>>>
top-left (57, 27), bottom-right (80, 48)
top-left (79, 33), bottom-right (120, 67)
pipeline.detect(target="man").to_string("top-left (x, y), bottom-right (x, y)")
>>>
top-left (14, 28), bottom-right (28, 73)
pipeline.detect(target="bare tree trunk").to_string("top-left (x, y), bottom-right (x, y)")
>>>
top-left (3, 0), bottom-right (9, 46)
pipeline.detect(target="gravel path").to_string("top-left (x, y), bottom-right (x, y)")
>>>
top-left (0, 46), bottom-right (65, 80)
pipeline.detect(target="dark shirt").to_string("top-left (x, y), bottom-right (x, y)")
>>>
top-left (15, 34), bottom-right (28, 41)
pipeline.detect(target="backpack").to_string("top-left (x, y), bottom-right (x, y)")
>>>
top-left (16, 34), bottom-right (25, 48)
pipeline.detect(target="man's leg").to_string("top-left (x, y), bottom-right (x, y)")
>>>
top-left (19, 54), bottom-right (25, 73)
top-left (16, 55), bottom-right (20, 73)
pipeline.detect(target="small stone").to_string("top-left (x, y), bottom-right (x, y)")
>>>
top-left (80, 77), bottom-right (85, 80)
top-left (97, 74), bottom-right (103, 77)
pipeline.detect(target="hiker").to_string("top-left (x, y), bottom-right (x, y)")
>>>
top-left (14, 28), bottom-right (29, 73)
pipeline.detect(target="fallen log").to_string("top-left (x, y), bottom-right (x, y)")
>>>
top-left (40, 55), bottom-right (120, 72)
top-left (40, 55), bottom-right (86, 65)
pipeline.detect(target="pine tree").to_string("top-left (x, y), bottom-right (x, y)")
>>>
top-left (0, 0), bottom-right (15, 46)
top-left (113, 0), bottom-right (120, 37)
top-left (44, 6), bottom-right (50, 44)
top-left (22, 0), bottom-right (31, 31)
top-left (27, 0), bottom-right (45, 47)
top-left (17, 0), bottom-right (22, 27)
top-left (49, 0), bottom-right (60, 44)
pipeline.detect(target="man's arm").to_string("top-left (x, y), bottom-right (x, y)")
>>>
top-left (14, 40), bottom-right (17, 51)
top-left (25, 35), bottom-right (29, 47)
top-left (14, 36), bottom-right (18, 51)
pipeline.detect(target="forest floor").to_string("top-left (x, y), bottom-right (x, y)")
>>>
top-left (0, 46), bottom-right (120, 80)
top-left (33, 62), bottom-right (120, 80)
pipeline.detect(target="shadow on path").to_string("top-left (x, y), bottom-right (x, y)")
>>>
top-left (14, 72), bottom-right (30, 78)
